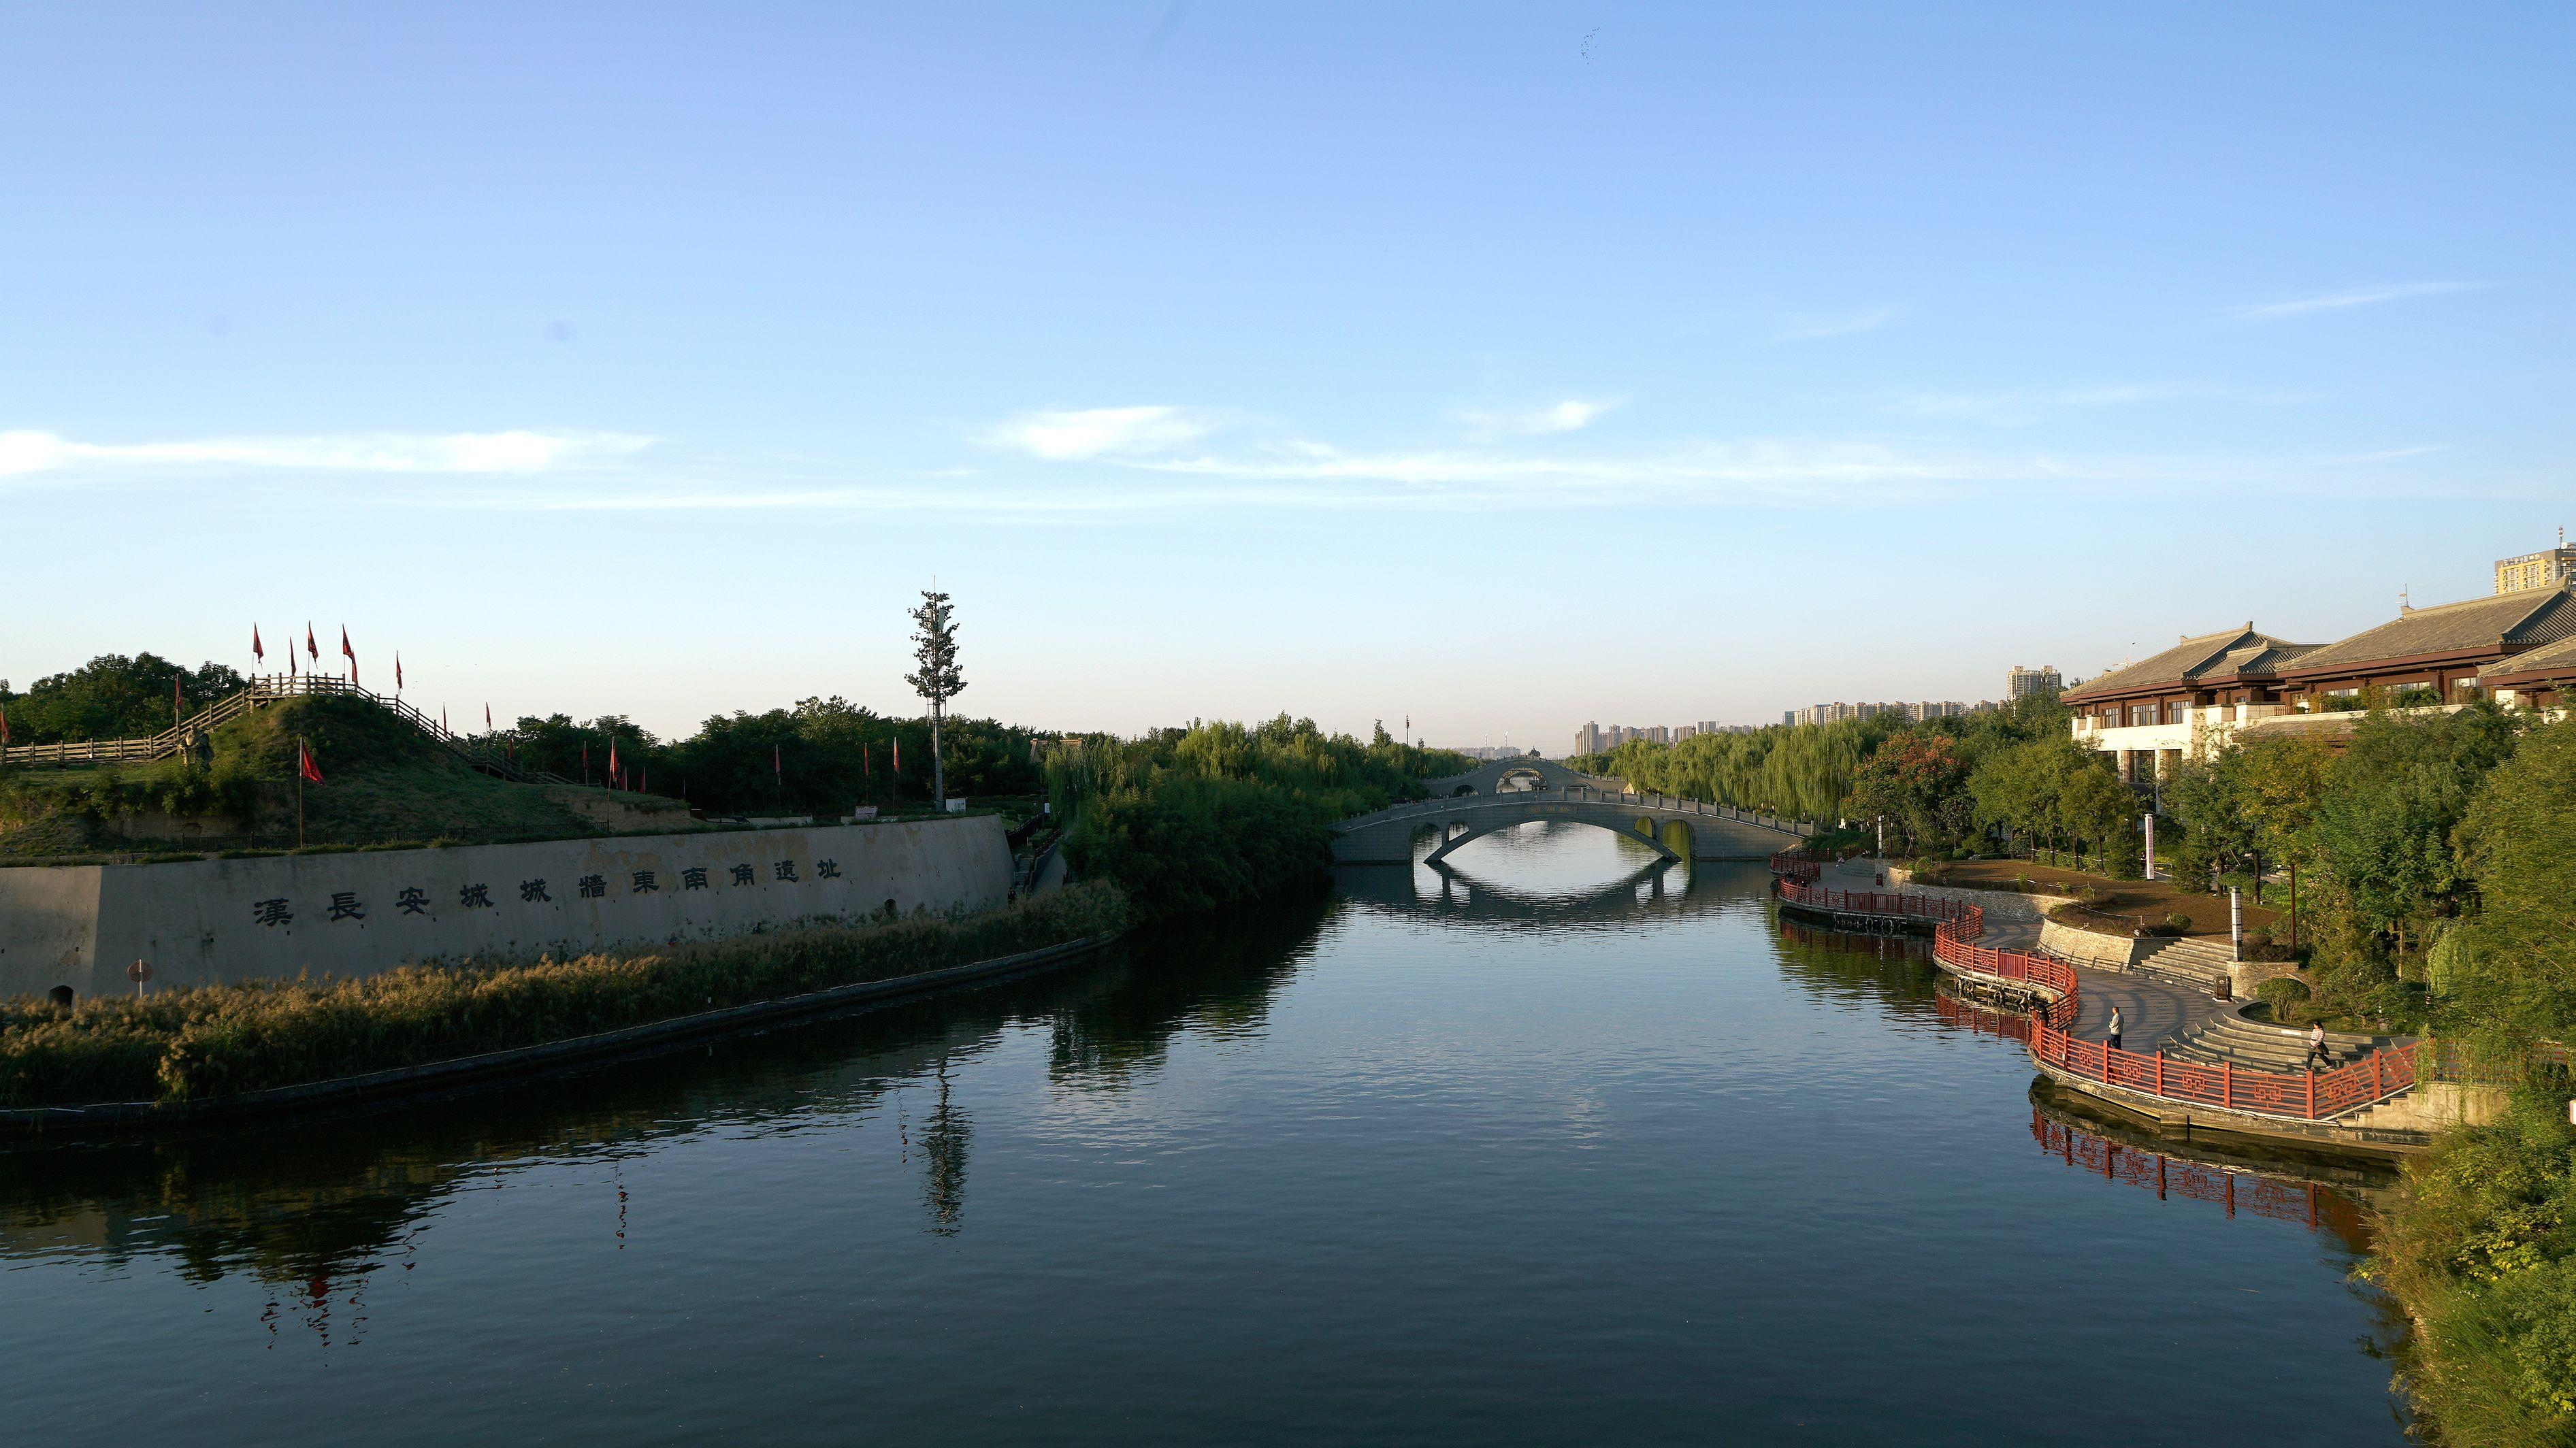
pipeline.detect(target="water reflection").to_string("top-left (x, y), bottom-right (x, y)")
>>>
top-left (1337, 829), bottom-right (1760, 929)
top-left (1044, 894), bottom-right (1320, 1086)
top-left (1776, 917), bottom-right (2394, 1255)
top-left (2026, 1101), bottom-right (2387, 1253)
top-left (0, 899), bottom-right (1325, 1287)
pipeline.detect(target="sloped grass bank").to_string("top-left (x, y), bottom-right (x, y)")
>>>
top-left (0, 883), bottom-right (1129, 1110)
top-left (0, 693), bottom-right (669, 862)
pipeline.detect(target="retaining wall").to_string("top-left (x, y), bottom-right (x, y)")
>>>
top-left (0, 814), bottom-right (1013, 1000)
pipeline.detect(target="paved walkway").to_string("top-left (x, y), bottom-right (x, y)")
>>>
top-left (1819, 857), bottom-right (2224, 1052)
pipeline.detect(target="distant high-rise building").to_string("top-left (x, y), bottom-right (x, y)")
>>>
top-left (1574, 721), bottom-right (1602, 757)
top-left (2496, 532), bottom-right (2576, 594)
top-left (2006, 665), bottom-right (2063, 700)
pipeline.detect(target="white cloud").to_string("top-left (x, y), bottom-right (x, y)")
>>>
top-left (985, 405), bottom-right (1216, 461)
top-left (1774, 306), bottom-right (1904, 341)
top-left (1454, 399), bottom-right (1620, 440)
top-left (0, 428), bottom-right (649, 477)
top-left (2234, 281), bottom-right (2482, 320)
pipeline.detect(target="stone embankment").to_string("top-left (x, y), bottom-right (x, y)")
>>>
top-left (0, 814), bottom-right (1014, 1001)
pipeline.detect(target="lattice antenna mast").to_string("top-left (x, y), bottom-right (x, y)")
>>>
top-left (906, 589), bottom-right (966, 806)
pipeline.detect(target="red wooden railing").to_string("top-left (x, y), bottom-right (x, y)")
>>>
top-left (1772, 873), bottom-right (1979, 925)
top-left (1767, 851), bottom-right (2426, 1122)
top-left (2029, 1110), bottom-right (2371, 1245)
top-left (1769, 849), bottom-right (1824, 883)
top-left (1932, 906), bottom-right (2419, 1122)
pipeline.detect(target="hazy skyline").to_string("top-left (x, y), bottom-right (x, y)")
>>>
top-left (4, 5), bottom-right (2568, 745)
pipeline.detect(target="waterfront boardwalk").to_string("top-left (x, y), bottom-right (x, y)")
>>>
top-left (1780, 852), bottom-right (2445, 1152)
top-left (1814, 857), bottom-right (2226, 1056)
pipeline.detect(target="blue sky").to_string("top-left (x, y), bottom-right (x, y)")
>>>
top-left (3, 3), bottom-right (2568, 749)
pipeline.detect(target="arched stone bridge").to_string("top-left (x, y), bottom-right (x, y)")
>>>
top-left (1414, 755), bottom-right (1613, 797)
top-left (1332, 772), bottom-right (1813, 866)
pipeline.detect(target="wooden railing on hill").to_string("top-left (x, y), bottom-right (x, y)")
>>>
top-left (1763, 855), bottom-right (2425, 1123)
top-left (0, 676), bottom-right (572, 787)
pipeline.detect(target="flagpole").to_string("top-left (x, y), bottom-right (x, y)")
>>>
top-left (295, 734), bottom-right (306, 849)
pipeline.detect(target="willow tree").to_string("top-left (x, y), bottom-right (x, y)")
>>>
top-left (907, 589), bottom-right (965, 805)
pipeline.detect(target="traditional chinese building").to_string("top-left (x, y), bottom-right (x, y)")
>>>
top-left (2268, 587), bottom-right (2576, 708)
top-left (2061, 584), bottom-right (2576, 783)
top-left (2060, 626), bottom-right (2319, 784)
top-left (2481, 633), bottom-right (2576, 710)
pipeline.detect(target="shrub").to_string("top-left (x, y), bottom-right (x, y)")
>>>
top-left (2163, 911), bottom-right (2193, 932)
top-left (2257, 976), bottom-right (2313, 1014)
top-left (0, 881), bottom-right (1130, 1108)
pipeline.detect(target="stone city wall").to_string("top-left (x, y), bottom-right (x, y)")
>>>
top-left (0, 814), bottom-right (1013, 1001)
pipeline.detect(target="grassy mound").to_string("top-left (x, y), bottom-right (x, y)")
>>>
top-left (0, 881), bottom-right (1130, 1108)
top-left (0, 694), bottom-right (685, 861)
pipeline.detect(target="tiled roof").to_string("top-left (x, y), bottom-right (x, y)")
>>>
top-left (2486, 632), bottom-right (2576, 683)
top-left (2283, 587), bottom-right (2576, 676)
top-left (2061, 627), bottom-right (2314, 700)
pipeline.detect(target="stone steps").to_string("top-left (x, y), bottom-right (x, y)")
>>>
top-left (2162, 1010), bottom-right (2389, 1073)
top-left (2133, 936), bottom-right (2237, 995)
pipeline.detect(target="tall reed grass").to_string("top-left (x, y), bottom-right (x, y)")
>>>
top-left (0, 882), bottom-right (1129, 1109)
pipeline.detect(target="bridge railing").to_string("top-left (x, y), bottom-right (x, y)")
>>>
top-left (1926, 906), bottom-right (2422, 1122)
top-left (1337, 787), bottom-right (1812, 836)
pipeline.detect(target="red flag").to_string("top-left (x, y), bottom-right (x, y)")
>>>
top-left (306, 623), bottom-right (317, 662)
top-left (1, 701), bottom-right (11, 744)
top-left (395, 652), bottom-right (404, 692)
top-left (340, 627), bottom-right (357, 685)
top-left (608, 740), bottom-right (620, 789)
top-left (485, 702), bottom-right (492, 730)
top-left (640, 766), bottom-right (648, 793)
top-left (864, 743), bottom-right (871, 776)
top-left (893, 736), bottom-right (901, 773)
top-left (297, 738), bottom-right (325, 785)
top-left (773, 743), bottom-right (781, 779)
top-left (441, 705), bottom-right (449, 734)
top-left (581, 742), bottom-right (588, 776)
top-left (252, 625), bottom-right (264, 668)
top-left (174, 676), bottom-right (184, 719)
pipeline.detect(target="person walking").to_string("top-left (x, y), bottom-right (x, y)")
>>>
top-left (2106, 1006), bottom-right (2123, 1054)
top-left (2306, 1023), bottom-right (2330, 1071)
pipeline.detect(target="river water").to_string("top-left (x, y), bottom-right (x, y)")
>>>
top-left (0, 823), bottom-right (2406, 1445)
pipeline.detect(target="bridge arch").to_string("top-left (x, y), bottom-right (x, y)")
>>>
top-left (1332, 785), bottom-right (1811, 866)
top-left (1423, 815), bottom-right (1679, 866)
top-left (1416, 755), bottom-right (1610, 798)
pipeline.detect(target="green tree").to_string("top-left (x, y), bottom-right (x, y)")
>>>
top-left (907, 589), bottom-right (966, 805)
top-left (2436, 713), bottom-right (2576, 1048)
top-left (0, 654), bottom-right (248, 744)
top-left (2308, 704), bottom-right (2520, 961)
top-left (1846, 732), bottom-right (1968, 851)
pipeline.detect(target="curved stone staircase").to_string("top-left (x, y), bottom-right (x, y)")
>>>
top-left (2163, 1008), bottom-right (2394, 1076)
